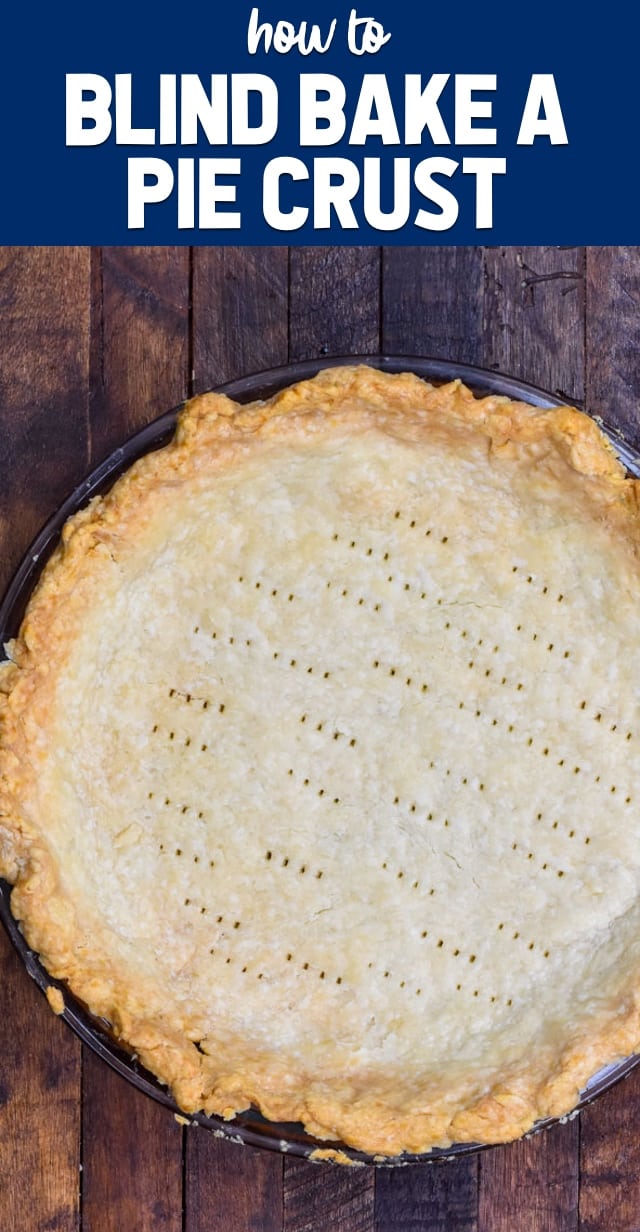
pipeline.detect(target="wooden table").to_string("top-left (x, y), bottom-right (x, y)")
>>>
top-left (2, 246), bottom-right (640, 1232)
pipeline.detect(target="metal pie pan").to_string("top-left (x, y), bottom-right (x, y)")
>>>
top-left (1, 355), bottom-right (639, 1165)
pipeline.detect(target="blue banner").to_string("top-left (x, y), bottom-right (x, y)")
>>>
top-left (0, 2), bottom-right (635, 244)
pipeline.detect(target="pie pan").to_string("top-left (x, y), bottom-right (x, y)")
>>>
top-left (2, 354), bottom-right (640, 1166)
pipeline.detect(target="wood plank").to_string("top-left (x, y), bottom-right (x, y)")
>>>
top-left (482, 246), bottom-right (585, 401)
top-left (81, 245), bottom-right (189, 1232)
top-left (185, 244), bottom-right (286, 1231)
top-left (192, 244), bottom-right (397, 1228)
top-left (579, 1070), bottom-right (640, 1232)
top-left (478, 1124), bottom-right (579, 1232)
top-left (579, 245), bottom-right (640, 1232)
top-left (382, 247), bottom-right (484, 364)
top-left (0, 244), bottom-right (89, 1232)
top-left (283, 244), bottom-right (381, 1221)
top-left (88, 246), bottom-right (190, 463)
top-left (192, 247), bottom-right (289, 388)
top-left (283, 1157), bottom-right (374, 1232)
top-left (0, 928), bottom-right (81, 1232)
top-left (289, 247), bottom-right (380, 361)
top-left (477, 243), bottom-right (584, 1232)
top-left (379, 246), bottom-right (585, 1230)
top-left (190, 246), bottom-right (380, 1228)
top-left (374, 244), bottom-right (482, 1232)
top-left (0, 246), bottom-right (92, 582)
top-left (374, 1158), bottom-right (478, 1232)
top-left (185, 1131), bottom-right (283, 1232)
top-left (82, 1051), bottom-right (183, 1232)
top-left (585, 246), bottom-right (640, 445)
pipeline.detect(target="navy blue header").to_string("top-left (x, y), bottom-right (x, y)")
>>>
top-left (0, 2), bottom-right (635, 244)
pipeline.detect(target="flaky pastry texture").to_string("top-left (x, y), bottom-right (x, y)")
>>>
top-left (2, 365), bottom-right (640, 1158)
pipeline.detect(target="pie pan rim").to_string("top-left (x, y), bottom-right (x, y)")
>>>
top-left (1, 353), bottom-right (639, 1165)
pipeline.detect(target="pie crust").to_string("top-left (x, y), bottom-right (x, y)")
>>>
top-left (2, 364), bottom-right (640, 1158)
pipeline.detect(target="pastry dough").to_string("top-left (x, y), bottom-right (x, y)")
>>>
top-left (2, 364), bottom-right (640, 1157)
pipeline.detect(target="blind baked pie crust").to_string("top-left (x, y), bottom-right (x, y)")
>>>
top-left (2, 364), bottom-right (640, 1158)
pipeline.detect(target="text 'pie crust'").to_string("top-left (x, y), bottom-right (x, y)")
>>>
top-left (2, 364), bottom-right (640, 1157)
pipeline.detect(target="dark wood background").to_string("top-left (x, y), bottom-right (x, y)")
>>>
top-left (2, 246), bottom-right (640, 1232)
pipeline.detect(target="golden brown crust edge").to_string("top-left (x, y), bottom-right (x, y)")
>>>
top-left (2, 363), bottom-right (640, 1158)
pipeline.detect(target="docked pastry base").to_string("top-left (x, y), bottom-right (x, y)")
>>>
top-left (2, 365), bottom-right (640, 1157)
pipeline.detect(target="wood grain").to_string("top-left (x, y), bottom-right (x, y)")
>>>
top-left (0, 244), bottom-right (89, 1232)
top-left (289, 247), bottom-right (380, 360)
top-left (80, 245), bottom-right (189, 1232)
top-left (185, 244), bottom-right (288, 1230)
top-left (579, 1070), bottom-right (640, 1232)
top-left (185, 1131), bottom-right (283, 1232)
top-left (578, 245), bottom-right (640, 1232)
top-left (382, 247), bottom-right (484, 364)
top-left (478, 1124), bottom-right (579, 1232)
top-left (284, 1156), bottom-right (374, 1232)
top-left (0, 929), bottom-right (81, 1232)
top-left (89, 246), bottom-right (190, 463)
top-left (81, 1051), bottom-right (182, 1232)
top-left (478, 242), bottom-right (584, 1231)
top-left (284, 241), bottom-right (382, 1225)
top-left (192, 247), bottom-right (289, 388)
top-left (376, 244), bottom-right (484, 1232)
top-left (586, 246), bottom-right (640, 446)
top-left (0, 247), bottom-right (91, 583)
top-left (374, 1158), bottom-right (478, 1232)
top-left (482, 246), bottom-right (585, 401)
